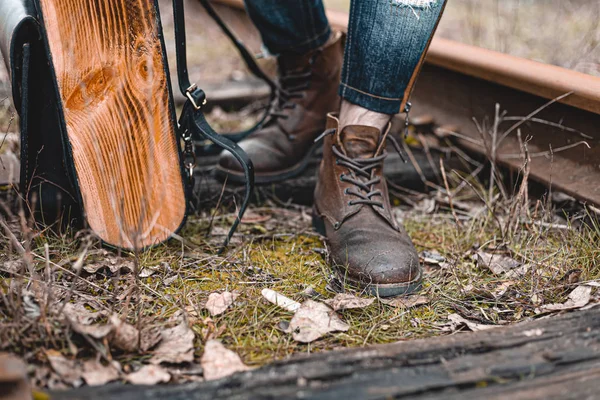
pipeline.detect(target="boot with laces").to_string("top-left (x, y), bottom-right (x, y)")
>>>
top-left (313, 114), bottom-right (422, 297)
top-left (217, 32), bottom-right (343, 184)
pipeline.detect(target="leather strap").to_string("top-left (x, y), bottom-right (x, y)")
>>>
top-left (179, 100), bottom-right (255, 250)
top-left (172, 0), bottom-right (256, 249)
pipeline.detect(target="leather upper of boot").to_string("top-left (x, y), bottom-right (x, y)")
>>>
top-left (314, 114), bottom-right (421, 285)
top-left (219, 32), bottom-right (343, 174)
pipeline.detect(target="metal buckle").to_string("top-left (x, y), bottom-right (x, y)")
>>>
top-left (186, 83), bottom-right (207, 110)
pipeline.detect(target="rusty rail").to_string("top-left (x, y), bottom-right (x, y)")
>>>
top-left (211, 0), bottom-right (600, 207)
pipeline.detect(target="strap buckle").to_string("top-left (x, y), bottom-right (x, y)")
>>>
top-left (186, 83), bottom-right (207, 110)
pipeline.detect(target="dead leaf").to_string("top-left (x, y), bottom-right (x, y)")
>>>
top-left (0, 353), bottom-right (31, 399)
top-left (150, 321), bottom-right (195, 364)
top-left (205, 291), bottom-right (239, 316)
top-left (200, 340), bottom-right (250, 381)
top-left (1, 259), bottom-right (24, 275)
top-left (447, 313), bottom-right (499, 332)
top-left (139, 268), bottom-right (156, 278)
top-left (71, 322), bottom-right (114, 340)
top-left (109, 315), bottom-right (140, 352)
top-left (63, 303), bottom-right (106, 326)
top-left (540, 285), bottom-right (592, 312)
top-left (81, 360), bottom-right (120, 386)
top-left (289, 300), bottom-right (349, 343)
top-left (45, 350), bottom-right (83, 387)
top-left (476, 252), bottom-right (521, 275)
top-left (493, 281), bottom-right (515, 299)
top-left (83, 258), bottom-right (134, 275)
top-left (324, 294), bottom-right (375, 311)
top-left (381, 295), bottom-right (429, 309)
top-left (126, 365), bottom-right (170, 385)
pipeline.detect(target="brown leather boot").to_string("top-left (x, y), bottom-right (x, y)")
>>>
top-left (313, 114), bottom-right (422, 297)
top-left (217, 32), bottom-right (343, 184)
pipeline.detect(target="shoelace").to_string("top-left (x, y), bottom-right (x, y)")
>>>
top-left (268, 51), bottom-right (321, 127)
top-left (315, 128), bottom-right (407, 208)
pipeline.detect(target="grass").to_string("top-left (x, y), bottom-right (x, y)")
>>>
top-left (0, 0), bottom-right (598, 389)
top-left (1, 92), bottom-right (600, 389)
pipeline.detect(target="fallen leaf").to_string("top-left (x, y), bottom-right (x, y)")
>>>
top-left (109, 315), bottom-right (140, 352)
top-left (505, 264), bottom-right (530, 278)
top-left (381, 295), bottom-right (429, 309)
top-left (70, 322), bottom-right (114, 340)
top-left (493, 281), bottom-right (515, 299)
top-left (63, 303), bottom-right (106, 326)
top-left (150, 321), bottom-right (195, 364)
top-left (476, 252), bottom-right (521, 275)
top-left (261, 289), bottom-right (301, 312)
top-left (45, 350), bottom-right (83, 387)
top-left (83, 258), bottom-right (134, 275)
top-left (205, 291), bottom-right (239, 316)
top-left (447, 313), bottom-right (499, 332)
top-left (126, 365), bottom-right (170, 385)
top-left (1, 259), bottom-right (24, 274)
top-left (139, 268), bottom-right (156, 278)
top-left (0, 353), bottom-right (30, 399)
top-left (324, 294), bottom-right (375, 311)
top-left (540, 285), bottom-right (592, 312)
top-left (289, 300), bottom-right (349, 343)
top-left (200, 340), bottom-right (250, 381)
top-left (81, 360), bottom-right (120, 386)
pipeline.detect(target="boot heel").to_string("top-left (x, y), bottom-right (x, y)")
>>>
top-left (312, 207), bottom-right (327, 236)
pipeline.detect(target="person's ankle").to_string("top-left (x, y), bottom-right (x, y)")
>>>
top-left (339, 100), bottom-right (392, 132)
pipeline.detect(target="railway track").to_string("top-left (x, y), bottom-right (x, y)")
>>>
top-left (4, 2), bottom-right (600, 398)
top-left (209, 0), bottom-right (600, 208)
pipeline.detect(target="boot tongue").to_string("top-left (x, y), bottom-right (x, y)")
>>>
top-left (339, 125), bottom-right (382, 159)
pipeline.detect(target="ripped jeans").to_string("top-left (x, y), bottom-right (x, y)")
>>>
top-left (245, 0), bottom-right (447, 114)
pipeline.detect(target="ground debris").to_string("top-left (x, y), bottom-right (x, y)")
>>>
top-left (150, 321), bottom-right (195, 364)
top-left (45, 350), bottom-right (83, 387)
top-left (475, 251), bottom-right (522, 275)
top-left (288, 300), bottom-right (349, 343)
top-left (201, 340), bottom-right (251, 381)
top-left (262, 289), bottom-right (301, 312)
top-left (0, 353), bottom-right (31, 399)
top-left (324, 293), bottom-right (375, 311)
top-left (540, 285), bottom-right (593, 312)
top-left (445, 313), bottom-right (500, 332)
top-left (83, 257), bottom-right (134, 275)
top-left (381, 295), bottom-right (429, 309)
top-left (109, 315), bottom-right (140, 352)
top-left (81, 360), bottom-right (120, 386)
top-left (205, 291), bottom-right (239, 316)
top-left (126, 365), bottom-right (171, 385)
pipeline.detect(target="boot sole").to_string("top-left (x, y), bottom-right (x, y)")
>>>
top-left (215, 141), bottom-right (321, 185)
top-left (312, 207), bottom-right (423, 298)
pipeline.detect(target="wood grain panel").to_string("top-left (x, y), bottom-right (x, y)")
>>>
top-left (38, 0), bottom-right (186, 249)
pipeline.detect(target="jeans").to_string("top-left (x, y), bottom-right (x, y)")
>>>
top-left (245, 0), bottom-right (447, 114)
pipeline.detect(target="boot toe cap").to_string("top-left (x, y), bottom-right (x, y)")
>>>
top-left (329, 225), bottom-right (422, 292)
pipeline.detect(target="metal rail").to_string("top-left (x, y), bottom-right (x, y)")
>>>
top-left (211, 0), bottom-right (600, 206)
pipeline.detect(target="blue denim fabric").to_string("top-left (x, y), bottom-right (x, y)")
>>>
top-left (245, 0), bottom-right (447, 114)
top-left (245, 0), bottom-right (331, 55)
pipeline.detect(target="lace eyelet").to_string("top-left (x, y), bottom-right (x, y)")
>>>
top-left (339, 174), bottom-right (345, 181)
top-left (344, 188), bottom-right (349, 195)
top-left (334, 222), bottom-right (341, 230)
